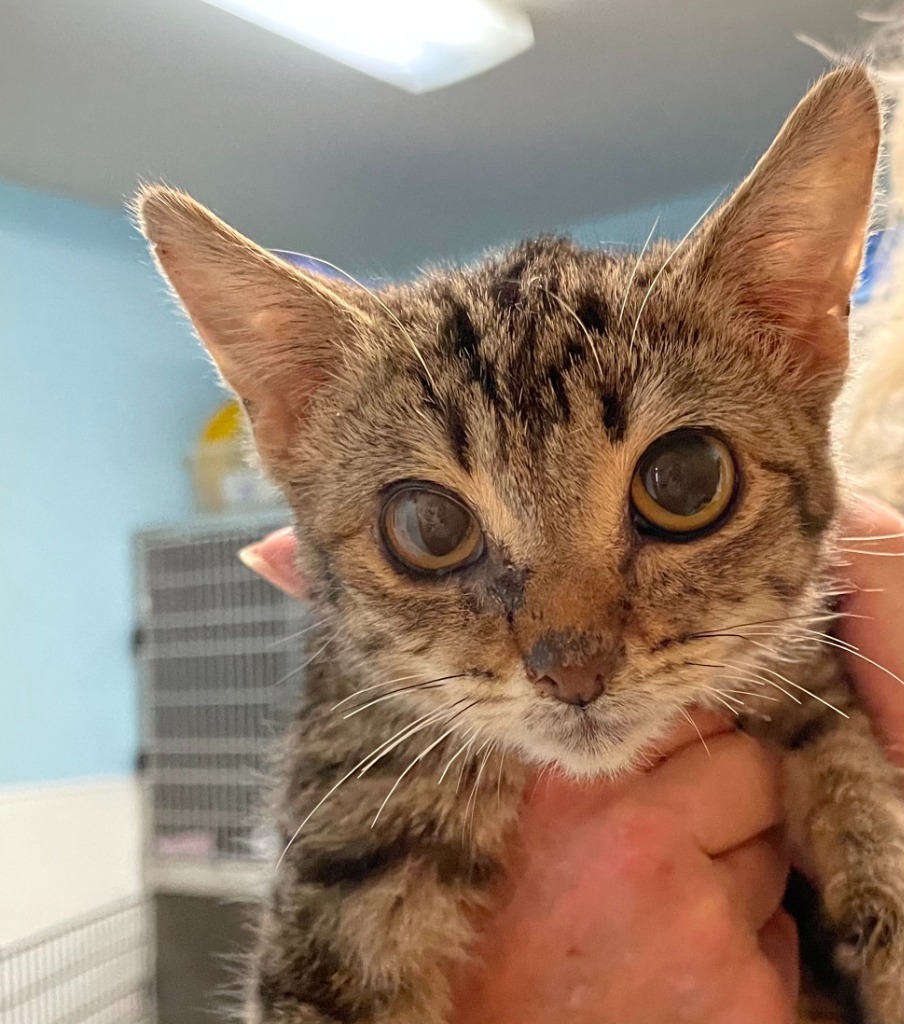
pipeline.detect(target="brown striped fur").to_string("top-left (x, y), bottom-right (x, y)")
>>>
top-left (137, 66), bottom-right (904, 1024)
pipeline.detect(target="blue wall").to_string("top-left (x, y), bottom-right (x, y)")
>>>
top-left (568, 185), bottom-right (725, 251)
top-left (454, 185), bottom-right (726, 268)
top-left (0, 181), bottom-right (222, 785)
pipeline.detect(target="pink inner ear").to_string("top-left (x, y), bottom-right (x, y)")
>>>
top-left (713, 213), bottom-right (867, 376)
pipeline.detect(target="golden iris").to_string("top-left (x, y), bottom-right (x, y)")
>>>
top-left (631, 429), bottom-right (736, 536)
top-left (381, 485), bottom-right (484, 573)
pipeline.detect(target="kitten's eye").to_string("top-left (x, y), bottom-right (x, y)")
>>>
top-left (631, 429), bottom-right (736, 538)
top-left (380, 485), bottom-right (484, 574)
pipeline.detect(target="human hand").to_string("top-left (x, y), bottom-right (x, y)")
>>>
top-left (238, 494), bottom-right (904, 1023)
top-left (448, 715), bottom-right (796, 1024)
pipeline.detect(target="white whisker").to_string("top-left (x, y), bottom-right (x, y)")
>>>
top-left (700, 685), bottom-right (744, 714)
top-left (267, 618), bottom-right (328, 648)
top-left (356, 699), bottom-right (472, 778)
top-left (455, 737), bottom-right (478, 793)
top-left (439, 727), bottom-right (479, 784)
top-left (704, 643), bottom-right (851, 716)
top-left (721, 687), bottom-right (781, 703)
top-left (630, 191), bottom-right (725, 345)
top-left (837, 549), bottom-right (904, 557)
top-left (465, 740), bottom-right (495, 838)
top-left (755, 663), bottom-right (850, 718)
top-left (331, 674), bottom-right (422, 711)
top-left (342, 674), bottom-right (465, 718)
top-left (678, 705), bottom-right (711, 758)
top-left (690, 660), bottom-right (802, 705)
top-left (371, 706), bottom-right (479, 827)
top-left (704, 640), bottom-right (852, 717)
top-left (617, 216), bottom-right (659, 323)
top-left (794, 32), bottom-right (840, 63)
top-left (287, 254), bottom-right (439, 391)
top-left (543, 288), bottom-right (604, 378)
top-left (838, 531), bottom-right (904, 542)
top-left (272, 632), bottom-right (339, 689)
top-left (275, 703), bottom-right (446, 872)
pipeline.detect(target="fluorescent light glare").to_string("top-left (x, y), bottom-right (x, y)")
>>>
top-left (200, 0), bottom-right (534, 92)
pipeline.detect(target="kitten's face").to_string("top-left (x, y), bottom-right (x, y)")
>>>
top-left (138, 66), bottom-right (879, 776)
top-left (286, 240), bottom-right (837, 775)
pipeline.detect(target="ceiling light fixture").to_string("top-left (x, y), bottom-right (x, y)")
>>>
top-left (199, 0), bottom-right (534, 93)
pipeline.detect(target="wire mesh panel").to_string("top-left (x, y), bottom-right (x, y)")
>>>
top-left (0, 897), bottom-right (153, 1024)
top-left (135, 518), bottom-right (310, 874)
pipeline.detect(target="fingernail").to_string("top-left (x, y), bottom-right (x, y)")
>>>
top-left (237, 543), bottom-right (268, 574)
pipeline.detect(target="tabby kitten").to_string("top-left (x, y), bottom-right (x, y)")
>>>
top-left (138, 66), bottom-right (904, 1024)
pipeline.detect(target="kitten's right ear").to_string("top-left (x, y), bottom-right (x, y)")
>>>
top-left (135, 185), bottom-right (371, 475)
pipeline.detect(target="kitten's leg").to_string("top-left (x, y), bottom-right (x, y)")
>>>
top-left (251, 855), bottom-right (499, 1024)
top-left (764, 654), bottom-right (904, 1024)
top-left (248, 700), bottom-right (525, 1024)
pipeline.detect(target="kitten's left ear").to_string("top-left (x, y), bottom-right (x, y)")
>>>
top-left (689, 64), bottom-right (881, 376)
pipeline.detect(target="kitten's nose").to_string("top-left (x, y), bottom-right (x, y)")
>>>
top-left (529, 656), bottom-right (609, 708)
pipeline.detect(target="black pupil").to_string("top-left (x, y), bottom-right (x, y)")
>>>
top-left (400, 491), bottom-right (470, 557)
top-left (641, 432), bottom-right (723, 517)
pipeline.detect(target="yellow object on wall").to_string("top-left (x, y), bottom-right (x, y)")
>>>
top-left (200, 400), bottom-right (244, 444)
top-left (190, 401), bottom-right (279, 513)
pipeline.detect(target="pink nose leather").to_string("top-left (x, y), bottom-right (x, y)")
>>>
top-left (531, 656), bottom-right (608, 707)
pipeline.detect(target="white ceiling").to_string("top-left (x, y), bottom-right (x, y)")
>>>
top-left (1, 0), bottom-right (872, 273)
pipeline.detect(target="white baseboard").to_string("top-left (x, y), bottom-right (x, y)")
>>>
top-left (0, 775), bottom-right (142, 946)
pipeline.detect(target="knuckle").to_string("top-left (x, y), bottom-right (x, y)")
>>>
top-left (607, 799), bottom-right (684, 851)
top-left (684, 888), bottom-right (738, 954)
top-left (598, 800), bottom-right (688, 884)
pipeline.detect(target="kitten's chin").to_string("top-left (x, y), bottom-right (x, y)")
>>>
top-left (512, 707), bottom-right (680, 780)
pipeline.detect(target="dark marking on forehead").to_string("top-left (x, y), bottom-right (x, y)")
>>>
top-left (549, 342), bottom-right (586, 424)
top-left (575, 293), bottom-right (610, 338)
top-left (600, 388), bottom-right (627, 442)
top-left (416, 367), bottom-right (439, 410)
top-left (444, 401), bottom-right (471, 471)
top-left (444, 302), bottom-right (501, 409)
top-left (758, 458), bottom-right (833, 538)
top-left (492, 254), bottom-right (531, 310)
top-left (547, 365), bottom-right (571, 420)
top-left (416, 368), bottom-right (471, 471)
top-left (563, 339), bottom-right (587, 368)
top-left (494, 278), bottom-right (522, 310)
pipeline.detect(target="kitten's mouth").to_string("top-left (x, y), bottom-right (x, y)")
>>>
top-left (518, 700), bottom-right (681, 777)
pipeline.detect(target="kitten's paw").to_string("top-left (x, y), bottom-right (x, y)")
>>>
top-left (827, 879), bottom-right (904, 1023)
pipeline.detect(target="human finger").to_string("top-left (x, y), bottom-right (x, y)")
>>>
top-left (712, 834), bottom-right (791, 932)
top-left (836, 494), bottom-right (904, 767)
top-left (758, 910), bottom-right (800, 1005)
top-left (638, 730), bottom-right (783, 855)
top-left (238, 527), bottom-right (308, 599)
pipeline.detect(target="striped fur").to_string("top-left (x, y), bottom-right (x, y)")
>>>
top-left (138, 66), bottom-right (904, 1024)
